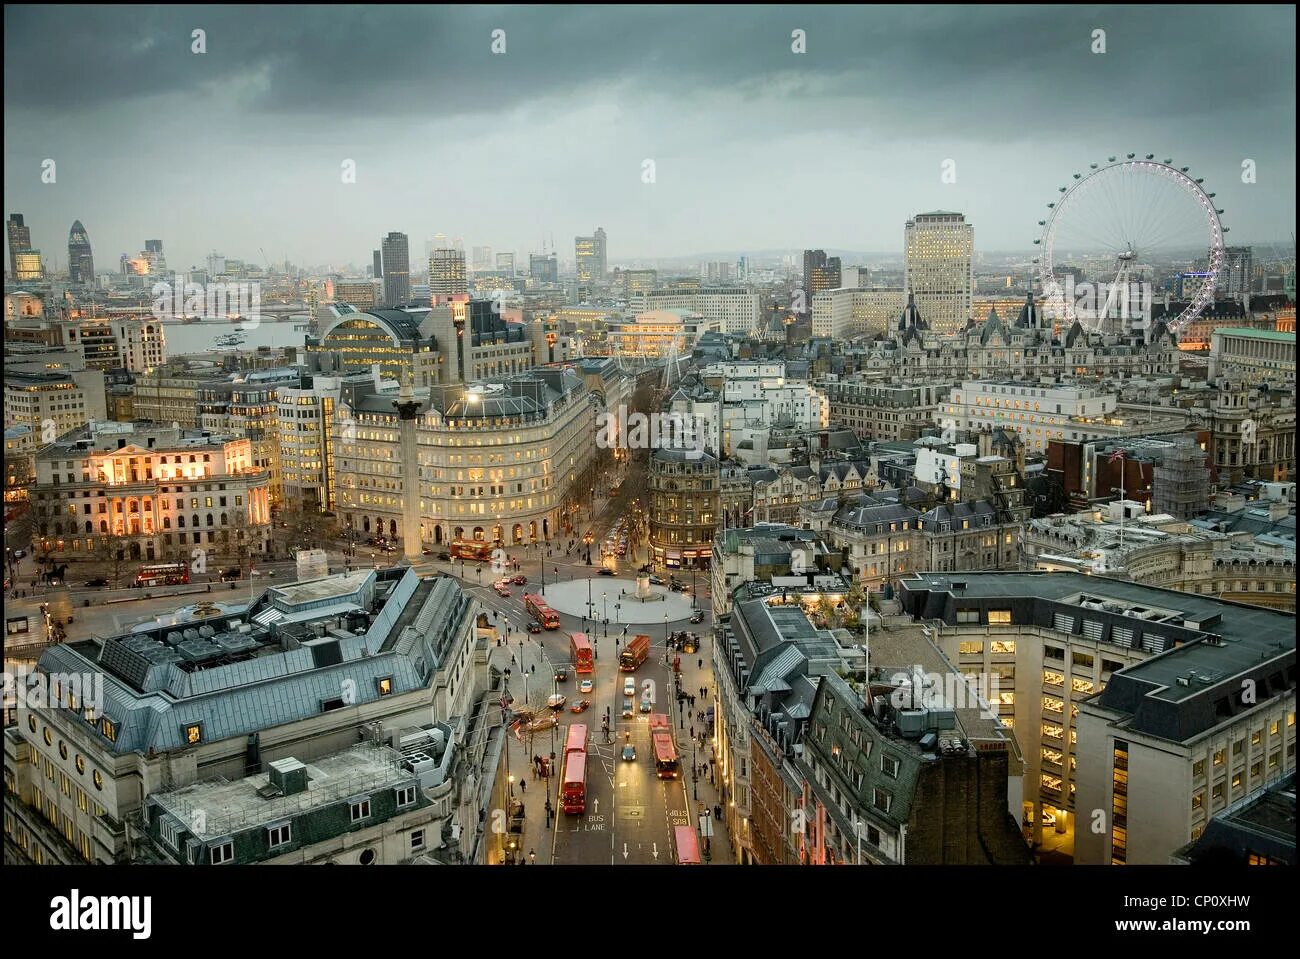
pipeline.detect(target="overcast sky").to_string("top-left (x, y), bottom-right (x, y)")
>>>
top-left (4, 4), bottom-right (1295, 270)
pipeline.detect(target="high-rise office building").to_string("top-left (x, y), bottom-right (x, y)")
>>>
top-left (530, 252), bottom-right (558, 284)
top-left (471, 246), bottom-right (493, 271)
top-left (904, 211), bottom-right (974, 334)
top-left (7, 213), bottom-right (32, 278)
top-left (381, 232), bottom-right (410, 307)
top-left (495, 252), bottom-right (515, 275)
top-left (14, 250), bottom-right (44, 281)
top-left (1220, 246), bottom-right (1253, 299)
top-left (430, 248), bottom-right (467, 296)
top-left (142, 239), bottom-right (166, 276)
top-left (575, 227), bottom-right (608, 285)
top-left (373, 249), bottom-right (383, 279)
top-left (67, 220), bottom-right (94, 286)
top-left (802, 249), bottom-right (842, 313)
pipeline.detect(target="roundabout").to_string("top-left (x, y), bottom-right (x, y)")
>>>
top-left (539, 578), bottom-right (697, 625)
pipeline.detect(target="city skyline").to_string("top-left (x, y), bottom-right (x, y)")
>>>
top-left (3, 5), bottom-right (1295, 269)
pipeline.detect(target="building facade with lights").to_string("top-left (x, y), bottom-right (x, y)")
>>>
top-left (897, 571), bottom-right (1297, 863)
top-left (29, 421), bottom-right (271, 564)
top-left (904, 212), bottom-right (974, 335)
top-left (648, 448), bottom-right (720, 569)
top-left (331, 367), bottom-right (598, 547)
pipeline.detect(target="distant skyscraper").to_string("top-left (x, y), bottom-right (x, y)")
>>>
top-left (472, 246), bottom-right (494, 271)
top-left (495, 252), bottom-right (515, 275)
top-left (373, 249), bottom-right (383, 279)
top-left (207, 252), bottom-right (227, 277)
top-left (67, 221), bottom-right (94, 285)
top-left (802, 249), bottom-right (842, 313)
top-left (530, 252), bottom-right (558, 284)
top-left (1219, 246), bottom-right (1253, 299)
top-left (575, 227), bottom-right (608, 285)
top-left (143, 239), bottom-right (166, 275)
top-left (14, 250), bottom-right (44, 281)
top-left (429, 248), bottom-right (467, 296)
top-left (904, 211), bottom-right (974, 333)
top-left (7, 213), bottom-right (32, 278)
top-left (381, 232), bottom-right (410, 306)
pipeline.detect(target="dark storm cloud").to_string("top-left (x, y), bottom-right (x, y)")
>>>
top-left (5, 5), bottom-right (1293, 133)
top-left (3, 5), bottom-right (1294, 263)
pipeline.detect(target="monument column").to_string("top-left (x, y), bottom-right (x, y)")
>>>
top-left (394, 382), bottom-right (426, 561)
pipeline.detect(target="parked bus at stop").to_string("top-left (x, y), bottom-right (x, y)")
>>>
top-left (562, 723), bottom-right (588, 815)
top-left (674, 825), bottom-right (702, 865)
top-left (569, 632), bottom-right (594, 674)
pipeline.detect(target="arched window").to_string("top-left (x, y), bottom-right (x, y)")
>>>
top-left (220, 512), bottom-right (228, 526)
top-left (206, 514), bottom-right (214, 527)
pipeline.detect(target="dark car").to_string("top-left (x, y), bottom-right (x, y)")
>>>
top-left (621, 743), bottom-right (636, 762)
top-left (669, 581), bottom-right (686, 592)
top-left (598, 567), bottom-right (615, 576)
top-left (689, 609), bottom-right (705, 624)
top-left (554, 666), bottom-right (569, 682)
top-left (83, 577), bottom-right (109, 588)
top-left (526, 620), bottom-right (543, 634)
top-left (511, 574), bottom-right (527, 585)
top-left (219, 567), bottom-right (242, 582)
top-left (437, 551), bottom-right (451, 561)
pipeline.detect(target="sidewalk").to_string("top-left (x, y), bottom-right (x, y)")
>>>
top-left (669, 629), bottom-right (736, 864)
top-left (489, 635), bottom-right (559, 865)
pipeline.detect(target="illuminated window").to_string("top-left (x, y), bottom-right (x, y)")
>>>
top-left (991, 640), bottom-right (1016, 654)
top-left (1042, 696), bottom-right (1064, 714)
top-left (988, 610), bottom-right (1012, 624)
top-left (75, 755), bottom-right (85, 775)
top-left (958, 641), bottom-right (983, 655)
top-left (43, 728), bottom-right (52, 747)
top-left (183, 724), bottom-right (203, 746)
top-left (1043, 671), bottom-right (1065, 687)
top-left (93, 770), bottom-right (103, 791)
top-left (376, 677), bottom-right (394, 697)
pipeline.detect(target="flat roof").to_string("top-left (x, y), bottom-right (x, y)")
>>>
top-left (1214, 328), bottom-right (1296, 342)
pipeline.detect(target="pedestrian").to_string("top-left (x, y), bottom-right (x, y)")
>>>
top-left (714, 804), bottom-right (721, 821)
top-left (520, 778), bottom-right (526, 794)
top-left (511, 654), bottom-right (516, 665)
top-left (690, 725), bottom-right (694, 739)
top-left (698, 658), bottom-right (703, 670)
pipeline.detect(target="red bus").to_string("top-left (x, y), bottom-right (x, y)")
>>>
top-left (450, 539), bottom-right (494, 561)
top-left (523, 593), bottom-right (560, 630)
top-left (674, 825), bottom-right (702, 865)
top-left (135, 563), bottom-right (190, 587)
top-left (652, 732), bottom-right (680, 780)
top-left (649, 713), bottom-right (672, 740)
top-left (562, 723), bottom-right (588, 815)
top-left (569, 632), bottom-right (594, 674)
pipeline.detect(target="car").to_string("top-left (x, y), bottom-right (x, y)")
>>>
top-left (13, 549), bottom-right (27, 558)
top-left (578, 679), bottom-right (593, 694)
top-left (639, 697), bottom-right (652, 713)
top-left (598, 567), bottom-right (615, 576)
top-left (546, 693), bottom-right (566, 710)
top-left (493, 583), bottom-right (511, 597)
top-left (219, 567), bottom-right (242, 582)
top-left (437, 551), bottom-right (451, 561)
top-left (526, 620), bottom-right (543, 634)
top-left (554, 666), bottom-right (569, 682)
top-left (421, 547), bottom-right (434, 556)
top-left (689, 609), bottom-right (705, 624)
top-left (511, 574), bottom-right (527, 585)
top-left (621, 743), bottom-right (637, 762)
top-left (669, 581), bottom-right (686, 592)
top-left (648, 575), bottom-right (665, 586)
top-left (622, 698), bottom-right (634, 718)
top-left (83, 577), bottom-right (109, 588)
top-left (570, 699), bottom-right (591, 714)
top-left (623, 678), bottom-right (636, 697)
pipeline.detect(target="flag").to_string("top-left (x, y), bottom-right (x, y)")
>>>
top-left (1107, 448), bottom-right (1125, 464)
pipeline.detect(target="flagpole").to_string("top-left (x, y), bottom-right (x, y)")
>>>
top-left (1118, 451), bottom-right (1125, 550)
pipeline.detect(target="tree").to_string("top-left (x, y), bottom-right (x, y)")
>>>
top-left (272, 504), bottom-right (337, 558)
top-left (90, 532), bottom-right (137, 587)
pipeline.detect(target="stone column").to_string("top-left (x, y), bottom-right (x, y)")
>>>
top-left (394, 383), bottom-right (425, 561)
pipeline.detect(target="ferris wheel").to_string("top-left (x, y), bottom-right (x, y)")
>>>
top-left (1033, 155), bottom-right (1228, 336)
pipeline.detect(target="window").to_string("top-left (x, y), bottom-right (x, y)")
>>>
top-left (1193, 759), bottom-right (1205, 778)
top-left (990, 640), bottom-right (1015, 654)
top-left (376, 677), bottom-right (393, 696)
top-left (350, 799), bottom-right (371, 822)
top-left (395, 785), bottom-right (417, 808)
top-left (1071, 651), bottom-right (1094, 669)
top-left (872, 788), bottom-right (892, 813)
top-left (160, 818), bottom-right (180, 850)
top-left (958, 641), bottom-right (984, 655)
top-left (1213, 748), bottom-right (1225, 766)
top-left (1192, 792), bottom-right (1203, 811)
top-left (267, 823), bottom-right (292, 848)
top-left (93, 770), bottom-right (103, 791)
top-left (183, 723), bottom-right (203, 745)
top-left (410, 829), bottom-right (425, 852)
top-left (987, 610), bottom-right (1012, 624)
top-left (956, 609), bottom-right (980, 624)
top-left (1043, 670), bottom-right (1065, 687)
top-left (211, 841), bottom-right (234, 864)
top-left (880, 755), bottom-right (900, 778)
top-left (100, 717), bottom-right (117, 743)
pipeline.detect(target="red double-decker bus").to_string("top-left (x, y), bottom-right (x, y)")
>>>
top-left (652, 732), bottom-right (680, 780)
top-left (135, 563), bottom-right (190, 587)
top-left (674, 825), bottom-right (702, 865)
top-left (450, 539), bottom-right (494, 561)
top-left (523, 593), bottom-right (560, 630)
top-left (569, 632), bottom-right (593, 674)
top-left (562, 723), bottom-right (588, 815)
top-left (649, 713), bottom-right (672, 739)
